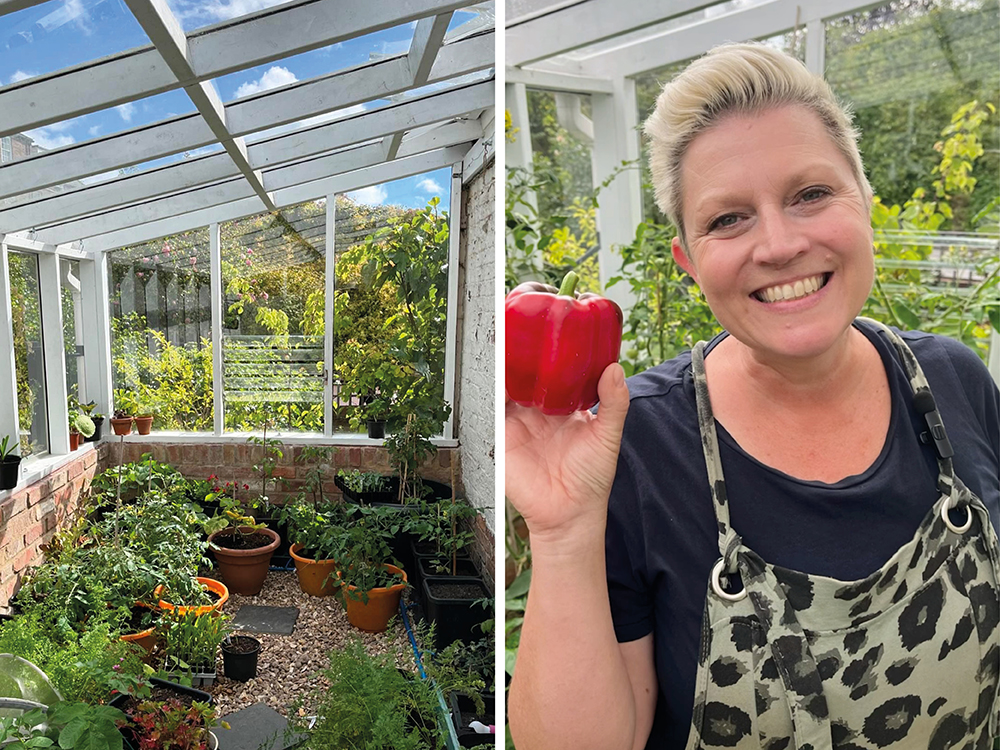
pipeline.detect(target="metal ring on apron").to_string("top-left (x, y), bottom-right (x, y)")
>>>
top-left (941, 498), bottom-right (972, 534)
top-left (711, 558), bottom-right (747, 602)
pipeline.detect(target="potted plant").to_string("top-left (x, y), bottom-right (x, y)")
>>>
top-left (154, 578), bottom-right (229, 617)
top-left (281, 499), bottom-right (348, 597)
top-left (334, 469), bottom-right (395, 505)
top-left (337, 504), bottom-right (408, 633)
top-left (220, 632), bottom-right (262, 683)
top-left (0, 435), bottom-right (21, 491)
top-left (111, 390), bottom-right (136, 436)
top-left (113, 681), bottom-right (225, 750)
top-left (80, 400), bottom-right (106, 442)
top-left (205, 497), bottom-right (279, 596)
top-left (133, 397), bottom-right (155, 436)
top-left (0, 701), bottom-right (127, 749)
top-left (69, 411), bottom-right (96, 451)
top-left (160, 609), bottom-right (230, 688)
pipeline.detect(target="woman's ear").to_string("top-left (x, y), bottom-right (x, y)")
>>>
top-left (672, 236), bottom-right (698, 283)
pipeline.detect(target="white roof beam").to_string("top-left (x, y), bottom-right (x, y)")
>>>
top-left (0, 0), bottom-right (471, 138)
top-left (507, 0), bottom-right (716, 67)
top-left (0, 78), bottom-right (492, 202)
top-left (227, 30), bottom-right (493, 136)
top-left (0, 0), bottom-right (47, 17)
top-left (83, 145), bottom-right (469, 252)
top-left (505, 66), bottom-right (615, 94)
top-left (124, 0), bottom-right (275, 211)
top-left (383, 12), bottom-right (452, 161)
top-left (575, 0), bottom-right (886, 78)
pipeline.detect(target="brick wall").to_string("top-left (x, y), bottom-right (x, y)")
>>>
top-left (457, 157), bottom-right (495, 533)
top-left (0, 447), bottom-right (98, 607)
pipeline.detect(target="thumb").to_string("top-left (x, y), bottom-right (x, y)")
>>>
top-left (594, 363), bottom-right (629, 438)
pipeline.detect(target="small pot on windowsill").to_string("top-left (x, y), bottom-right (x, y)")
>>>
top-left (0, 455), bottom-right (21, 491)
top-left (366, 418), bottom-right (386, 439)
top-left (86, 416), bottom-right (105, 442)
top-left (134, 414), bottom-right (154, 435)
top-left (69, 431), bottom-right (82, 451)
top-left (110, 414), bottom-right (134, 436)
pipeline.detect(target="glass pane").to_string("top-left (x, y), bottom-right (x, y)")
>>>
top-left (8, 251), bottom-right (48, 458)
top-left (213, 25), bottom-right (415, 104)
top-left (221, 201), bottom-right (326, 433)
top-left (60, 258), bottom-right (85, 410)
top-left (445, 3), bottom-right (495, 42)
top-left (825, 0), bottom-right (999, 216)
top-left (108, 229), bottom-right (214, 431)
top-left (0, 0), bottom-right (149, 86)
top-left (170, 0), bottom-right (296, 33)
top-left (333, 175), bottom-right (452, 438)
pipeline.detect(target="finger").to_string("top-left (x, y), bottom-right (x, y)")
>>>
top-left (594, 363), bottom-right (630, 440)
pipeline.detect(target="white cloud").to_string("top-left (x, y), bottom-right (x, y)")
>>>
top-left (169, 0), bottom-right (286, 23)
top-left (9, 70), bottom-right (35, 84)
top-left (347, 185), bottom-right (388, 206)
top-left (23, 127), bottom-right (75, 151)
top-left (88, 125), bottom-right (102, 137)
top-left (417, 178), bottom-right (443, 195)
top-left (234, 66), bottom-right (297, 99)
top-left (115, 103), bottom-right (136, 122)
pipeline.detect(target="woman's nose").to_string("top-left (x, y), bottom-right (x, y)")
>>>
top-left (752, 208), bottom-right (810, 265)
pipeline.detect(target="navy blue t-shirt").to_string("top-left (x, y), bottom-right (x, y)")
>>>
top-left (604, 320), bottom-right (1000, 750)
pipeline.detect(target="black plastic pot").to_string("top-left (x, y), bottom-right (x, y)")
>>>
top-left (409, 539), bottom-right (472, 614)
top-left (335, 475), bottom-right (453, 505)
top-left (222, 634), bottom-right (262, 682)
top-left (85, 416), bottom-right (105, 443)
top-left (0, 456), bottom-right (21, 491)
top-left (450, 691), bottom-right (496, 748)
top-left (422, 575), bottom-right (490, 650)
top-left (255, 516), bottom-right (292, 567)
top-left (366, 419), bottom-right (386, 439)
top-left (110, 677), bottom-right (212, 750)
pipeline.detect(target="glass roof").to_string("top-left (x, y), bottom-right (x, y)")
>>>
top-left (168, 0), bottom-right (292, 33)
top-left (212, 23), bottom-right (415, 103)
top-left (0, 0), bottom-right (149, 86)
top-left (446, 2), bottom-right (494, 41)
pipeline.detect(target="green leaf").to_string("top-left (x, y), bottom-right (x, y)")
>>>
top-left (506, 568), bottom-right (531, 599)
top-left (890, 301), bottom-right (922, 330)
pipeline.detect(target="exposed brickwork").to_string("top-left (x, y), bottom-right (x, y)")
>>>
top-left (0, 447), bottom-right (99, 607)
top-left (457, 156), bottom-right (496, 591)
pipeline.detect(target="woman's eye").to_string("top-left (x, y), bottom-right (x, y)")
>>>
top-left (800, 187), bottom-right (829, 202)
top-left (709, 214), bottom-right (740, 231)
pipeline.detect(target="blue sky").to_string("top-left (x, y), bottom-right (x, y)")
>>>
top-left (0, 0), bottom-right (481, 208)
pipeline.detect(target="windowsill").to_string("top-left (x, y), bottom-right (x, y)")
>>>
top-left (96, 431), bottom-right (459, 448)
top-left (0, 442), bottom-right (97, 500)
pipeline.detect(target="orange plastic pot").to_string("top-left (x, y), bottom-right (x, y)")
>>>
top-left (343, 564), bottom-right (408, 633)
top-left (290, 543), bottom-right (340, 598)
top-left (134, 415), bottom-right (153, 435)
top-left (119, 602), bottom-right (157, 656)
top-left (155, 577), bottom-right (229, 616)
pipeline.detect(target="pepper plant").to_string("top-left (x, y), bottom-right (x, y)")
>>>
top-left (337, 504), bottom-right (404, 601)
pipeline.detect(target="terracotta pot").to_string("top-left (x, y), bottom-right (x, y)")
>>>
top-left (119, 602), bottom-right (157, 659)
top-left (69, 432), bottom-right (81, 451)
top-left (343, 564), bottom-right (408, 633)
top-left (134, 415), bottom-right (153, 435)
top-left (155, 577), bottom-right (229, 616)
top-left (289, 543), bottom-right (340, 597)
top-left (208, 527), bottom-right (279, 596)
top-left (110, 417), bottom-right (133, 436)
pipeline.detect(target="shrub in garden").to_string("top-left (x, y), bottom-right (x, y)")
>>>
top-left (0, 702), bottom-right (126, 750)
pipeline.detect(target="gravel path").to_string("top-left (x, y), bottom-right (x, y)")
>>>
top-left (206, 570), bottom-right (416, 719)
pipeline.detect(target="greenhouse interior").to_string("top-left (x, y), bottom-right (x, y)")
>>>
top-left (0, 0), bottom-right (496, 748)
top-left (504, 0), bottom-right (998, 744)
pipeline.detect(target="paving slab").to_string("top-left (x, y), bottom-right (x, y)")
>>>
top-left (216, 702), bottom-right (305, 750)
top-left (231, 605), bottom-right (299, 635)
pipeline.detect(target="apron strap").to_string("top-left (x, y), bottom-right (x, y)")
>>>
top-left (691, 340), bottom-right (740, 573)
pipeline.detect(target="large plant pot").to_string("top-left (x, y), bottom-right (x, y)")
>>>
top-left (208, 526), bottom-right (279, 595)
top-left (409, 539), bottom-right (473, 614)
top-left (450, 691), bottom-right (496, 748)
top-left (253, 516), bottom-right (292, 567)
top-left (289, 543), bottom-right (340, 597)
top-left (120, 602), bottom-right (157, 654)
top-left (221, 634), bottom-right (262, 682)
top-left (0, 457), bottom-right (21, 491)
top-left (110, 417), bottom-right (133, 436)
top-left (421, 575), bottom-right (489, 650)
top-left (334, 473), bottom-right (397, 505)
top-left (85, 416), bottom-right (105, 443)
top-left (366, 419), bottom-right (386, 439)
top-left (134, 415), bottom-right (153, 435)
top-left (155, 577), bottom-right (229, 616)
top-left (343, 564), bottom-right (408, 633)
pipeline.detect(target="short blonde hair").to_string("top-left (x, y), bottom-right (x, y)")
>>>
top-left (644, 42), bottom-right (872, 248)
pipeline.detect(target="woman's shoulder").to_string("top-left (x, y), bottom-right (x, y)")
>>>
top-left (623, 332), bottom-right (728, 403)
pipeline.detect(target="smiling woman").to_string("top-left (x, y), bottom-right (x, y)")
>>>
top-left (506, 41), bottom-right (1000, 750)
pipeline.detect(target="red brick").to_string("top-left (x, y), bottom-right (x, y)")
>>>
top-left (270, 467), bottom-right (294, 480)
top-left (13, 546), bottom-right (36, 573)
top-left (23, 521), bottom-right (45, 546)
top-left (222, 445), bottom-right (236, 465)
top-left (165, 445), bottom-right (183, 466)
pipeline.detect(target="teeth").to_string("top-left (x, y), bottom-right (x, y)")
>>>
top-left (757, 274), bottom-right (826, 303)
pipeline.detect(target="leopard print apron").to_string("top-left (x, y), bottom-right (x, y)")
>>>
top-left (684, 319), bottom-right (1000, 750)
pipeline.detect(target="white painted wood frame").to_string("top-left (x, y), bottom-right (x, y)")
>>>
top-left (210, 223), bottom-right (224, 436)
top-left (36, 252), bottom-right (71, 455)
top-left (443, 164), bottom-right (463, 441)
top-left (323, 197), bottom-right (336, 438)
top-left (0, 238), bottom-right (20, 462)
top-left (77, 257), bottom-right (114, 420)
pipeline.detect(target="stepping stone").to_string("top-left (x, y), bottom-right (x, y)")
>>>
top-left (231, 605), bottom-right (299, 635)
top-left (216, 702), bottom-right (306, 750)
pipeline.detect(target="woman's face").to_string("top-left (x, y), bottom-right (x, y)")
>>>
top-left (673, 104), bottom-right (874, 365)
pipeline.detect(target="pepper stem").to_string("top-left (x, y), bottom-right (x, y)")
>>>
top-left (557, 271), bottom-right (579, 297)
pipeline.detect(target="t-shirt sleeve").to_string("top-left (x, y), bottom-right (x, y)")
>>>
top-left (605, 448), bottom-right (654, 643)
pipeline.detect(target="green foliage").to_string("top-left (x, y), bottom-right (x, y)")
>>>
top-left (337, 505), bottom-right (404, 598)
top-left (0, 702), bottom-right (126, 750)
top-left (160, 610), bottom-right (231, 671)
top-left (69, 413), bottom-right (95, 438)
top-left (288, 639), bottom-right (449, 750)
top-left (0, 613), bottom-right (144, 704)
top-left (0, 434), bottom-right (18, 460)
top-left (279, 499), bottom-right (349, 562)
top-left (336, 469), bottom-right (388, 494)
top-left (407, 499), bottom-right (482, 576)
top-left (606, 222), bottom-right (721, 377)
top-left (383, 414), bottom-right (437, 503)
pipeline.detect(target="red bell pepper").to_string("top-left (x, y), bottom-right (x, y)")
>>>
top-left (505, 271), bottom-right (623, 415)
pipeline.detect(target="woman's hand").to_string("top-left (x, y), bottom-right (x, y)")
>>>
top-left (505, 362), bottom-right (630, 543)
